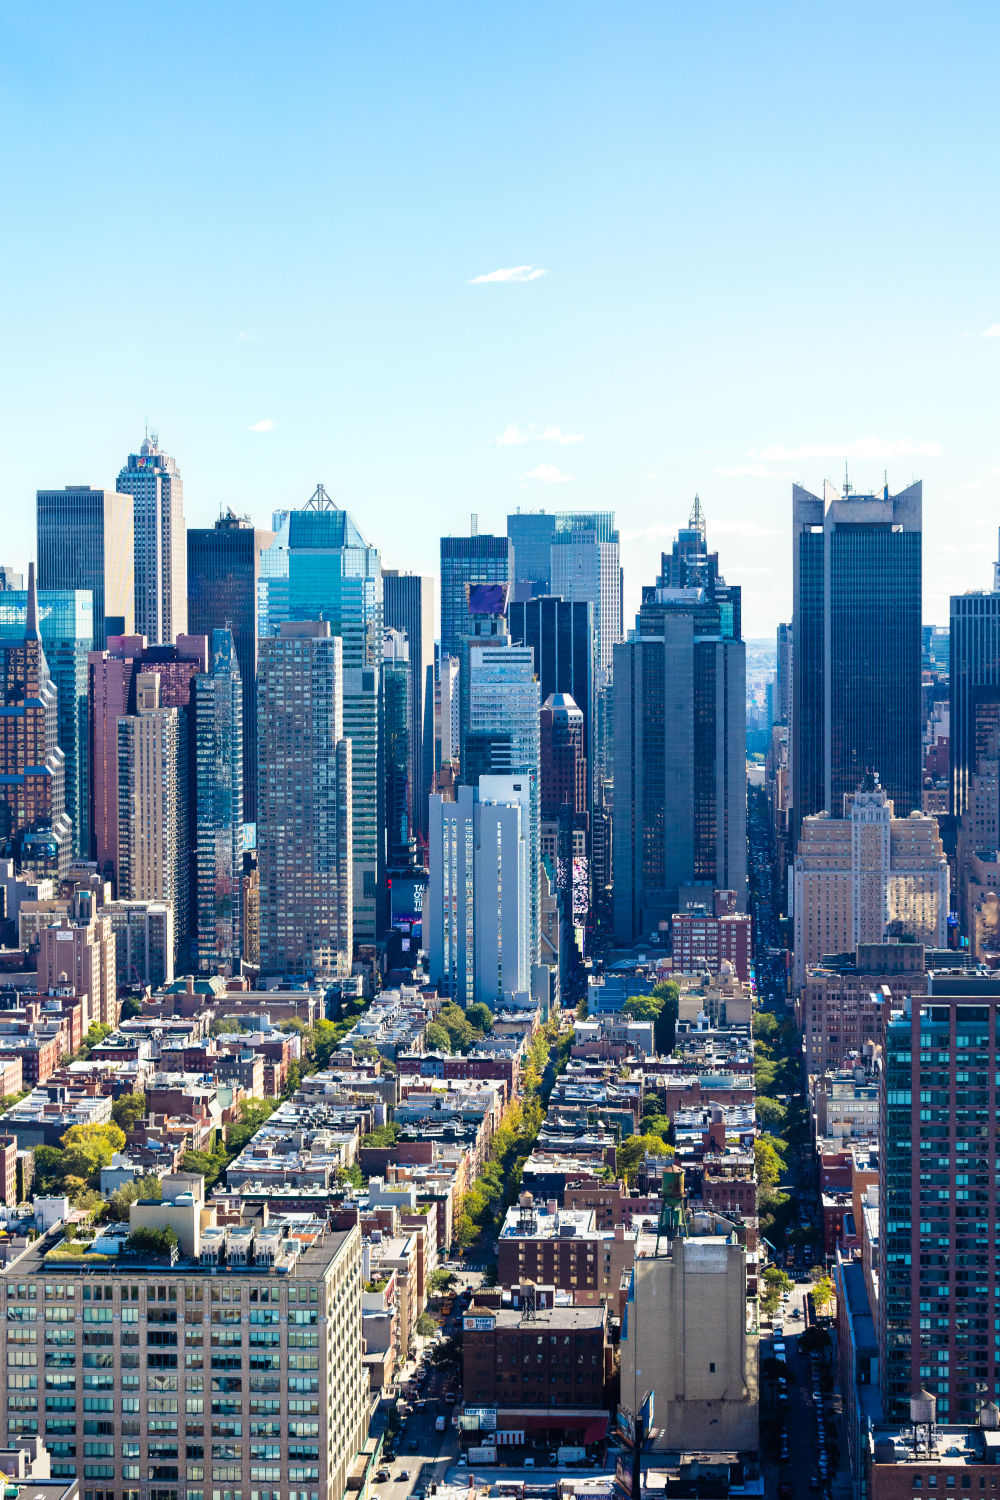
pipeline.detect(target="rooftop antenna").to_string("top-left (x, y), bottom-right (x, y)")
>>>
top-left (304, 483), bottom-right (337, 511)
top-left (689, 493), bottom-right (706, 536)
top-left (843, 461), bottom-right (852, 497)
top-left (471, 512), bottom-right (478, 537)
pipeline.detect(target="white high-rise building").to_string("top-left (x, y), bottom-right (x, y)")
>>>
top-left (427, 776), bottom-right (531, 1008)
top-left (116, 432), bottom-right (187, 645)
top-left (116, 672), bottom-right (187, 964)
top-left (793, 771), bottom-right (949, 988)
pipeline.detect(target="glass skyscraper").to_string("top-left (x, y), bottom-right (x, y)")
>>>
top-left (116, 433), bottom-right (187, 646)
top-left (37, 485), bottom-right (134, 648)
top-left (188, 510), bottom-right (275, 823)
top-left (259, 488), bottom-right (383, 942)
top-left (507, 510), bottom-right (621, 677)
top-left (950, 532), bottom-right (1000, 818)
top-left (792, 479), bottom-right (922, 833)
top-left (0, 587), bottom-right (92, 857)
top-left (382, 570), bottom-right (434, 843)
top-left (613, 505), bottom-right (746, 943)
top-left (192, 629), bottom-right (244, 975)
top-left (440, 533), bottom-right (511, 661)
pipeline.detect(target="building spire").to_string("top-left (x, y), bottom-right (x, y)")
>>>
top-left (689, 493), bottom-right (705, 536)
top-left (25, 561), bottom-right (39, 640)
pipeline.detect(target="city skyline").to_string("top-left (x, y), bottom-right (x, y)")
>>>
top-left (2, 6), bottom-right (1000, 639)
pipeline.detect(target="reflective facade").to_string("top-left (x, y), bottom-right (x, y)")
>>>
top-left (0, 588), bottom-right (92, 856)
top-left (792, 479), bottom-right (922, 832)
top-left (440, 534), bottom-right (510, 661)
top-left (950, 538), bottom-right (1000, 818)
top-left (192, 628), bottom-right (244, 974)
top-left (187, 509), bottom-right (275, 822)
top-left (382, 570), bottom-right (434, 842)
top-left (116, 434), bottom-right (187, 645)
top-left (37, 485), bottom-right (134, 647)
top-left (260, 497), bottom-right (382, 942)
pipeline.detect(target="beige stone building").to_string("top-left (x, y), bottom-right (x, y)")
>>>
top-left (793, 774), bottom-right (948, 989)
top-left (37, 914), bottom-right (118, 1028)
top-left (620, 1201), bottom-right (758, 1453)
top-left (0, 1174), bottom-right (369, 1500)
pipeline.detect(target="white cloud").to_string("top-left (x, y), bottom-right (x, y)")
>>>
top-left (523, 463), bottom-right (572, 483)
top-left (249, 418), bottom-right (276, 432)
top-left (492, 423), bottom-right (582, 447)
top-left (982, 324), bottom-right (1000, 338)
top-left (717, 463), bottom-right (794, 479)
top-left (469, 265), bottom-right (548, 284)
top-left (753, 436), bottom-right (941, 461)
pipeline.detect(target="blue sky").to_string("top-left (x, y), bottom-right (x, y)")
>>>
top-left (1, 1), bottom-right (998, 637)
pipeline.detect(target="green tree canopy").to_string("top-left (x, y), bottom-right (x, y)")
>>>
top-left (424, 1021), bottom-right (451, 1053)
top-left (111, 1093), bottom-right (146, 1132)
top-left (615, 1131), bottom-right (674, 1186)
top-left (755, 1095), bottom-right (787, 1131)
top-left (763, 1266), bottom-right (793, 1295)
top-left (465, 1003), bottom-right (494, 1035)
top-left (119, 995), bottom-right (143, 1021)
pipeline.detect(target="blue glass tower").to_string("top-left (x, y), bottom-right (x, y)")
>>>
top-left (0, 587), bottom-right (92, 857)
top-left (192, 629), bottom-right (244, 974)
top-left (259, 486), bottom-right (384, 942)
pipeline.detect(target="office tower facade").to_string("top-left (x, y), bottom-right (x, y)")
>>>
top-left (0, 1194), bottom-right (369, 1500)
top-left (540, 691), bottom-right (589, 940)
top-left (191, 628), bottom-right (244, 974)
top-left (116, 673), bottom-right (188, 963)
top-left (950, 535), bottom-right (1000, 818)
top-left (776, 621), bottom-right (792, 726)
top-left (0, 585), bottom-right (92, 857)
top-left (0, 568), bottom-right (23, 591)
top-left (38, 912), bottom-right (117, 1027)
top-left (880, 975), bottom-right (1000, 1421)
top-left (549, 513), bottom-right (622, 678)
top-left (0, 566), bottom-right (73, 876)
top-left (792, 479), bottom-right (922, 831)
top-left (792, 773), bottom-right (949, 988)
top-left (88, 633), bottom-right (207, 889)
top-left (383, 570), bottom-right (434, 841)
top-left (116, 433), bottom-right (187, 645)
top-left (187, 509), bottom-right (275, 822)
top-left (37, 484), bottom-right (134, 647)
top-left (440, 533), bottom-right (511, 661)
top-left (257, 622), bottom-right (353, 977)
top-left (260, 490), bottom-right (382, 942)
top-left (105, 897), bottom-right (174, 987)
top-left (382, 629), bottom-right (414, 870)
top-left (427, 776), bottom-right (532, 1007)
top-left (508, 594), bottom-right (595, 768)
top-left (612, 510), bottom-right (746, 943)
top-left (508, 510), bottom-right (556, 596)
top-left (437, 653), bottom-right (460, 771)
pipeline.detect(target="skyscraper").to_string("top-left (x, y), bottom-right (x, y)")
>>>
top-left (540, 692), bottom-right (589, 938)
top-left (191, 628), bottom-right (244, 974)
top-left (88, 633), bottom-right (207, 890)
top-left (549, 513), bottom-right (622, 678)
top-left (116, 673), bottom-right (188, 964)
top-left (259, 488), bottom-right (382, 942)
top-left (507, 510), bottom-right (556, 596)
top-left (257, 621), bottom-right (353, 977)
top-left (382, 628), bottom-right (414, 870)
top-left (0, 585), bottom-right (92, 857)
top-left (775, 621), bottom-right (792, 726)
top-left (950, 532), bottom-right (1000, 818)
top-left (116, 433), bottom-right (187, 645)
top-left (792, 479), bottom-right (922, 831)
top-left (187, 509), bottom-right (275, 822)
top-left (0, 566), bottom-right (73, 876)
top-left (612, 504), bottom-right (746, 943)
top-left (37, 484), bottom-right (134, 647)
top-left (427, 776), bottom-right (532, 1007)
top-left (880, 974), bottom-right (1000, 1421)
top-left (508, 594), bottom-right (595, 770)
top-left (440, 532), bottom-right (511, 661)
top-left (382, 570), bottom-right (434, 842)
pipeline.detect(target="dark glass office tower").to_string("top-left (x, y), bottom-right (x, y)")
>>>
top-left (508, 511), bottom-right (556, 597)
top-left (187, 510), bottom-right (275, 823)
top-left (382, 571), bottom-right (434, 843)
top-left (792, 479), bottom-right (922, 833)
top-left (612, 507), bottom-right (746, 943)
top-left (37, 485), bottom-right (134, 648)
top-left (508, 595), bottom-right (595, 766)
top-left (950, 533), bottom-right (1000, 818)
top-left (440, 533), bottom-right (511, 661)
